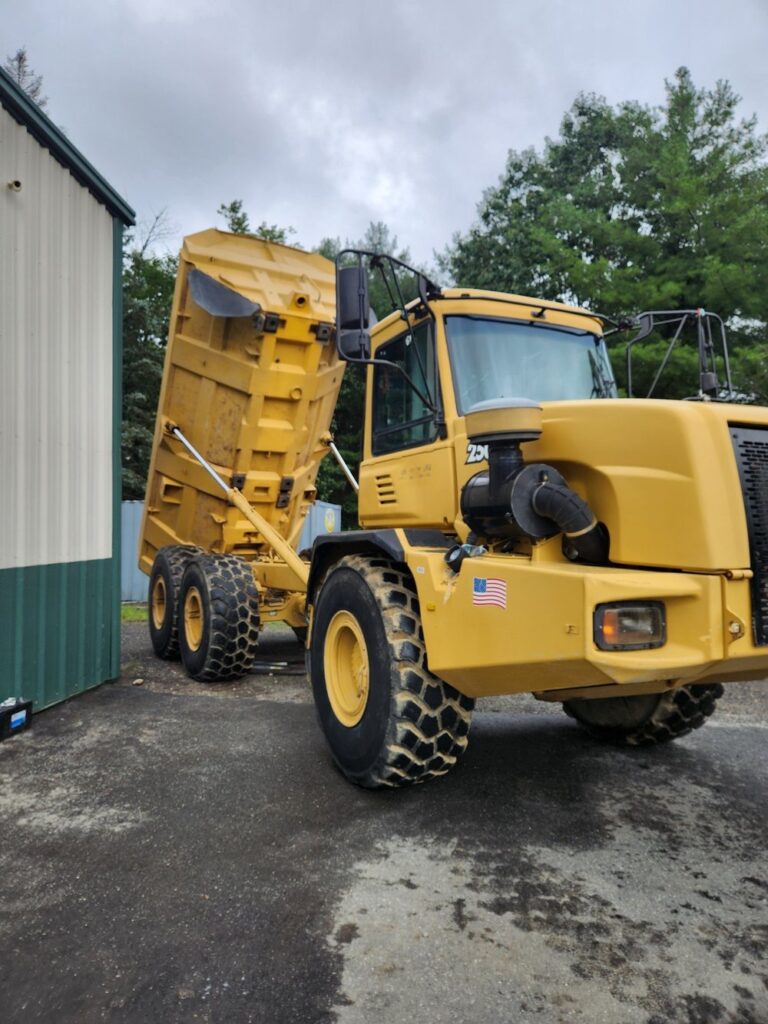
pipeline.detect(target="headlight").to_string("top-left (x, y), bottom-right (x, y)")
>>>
top-left (594, 602), bottom-right (666, 651)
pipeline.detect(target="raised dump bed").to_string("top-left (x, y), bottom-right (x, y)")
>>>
top-left (139, 229), bottom-right (342, 624)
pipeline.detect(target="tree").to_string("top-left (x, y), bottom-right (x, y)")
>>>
top-left (121, 214), bottom-right (178, 499)
top-left (217, 199), bottom-right (295, 243)
top-left (3, 47), bottom-right (47, 109)
top-left (441, 68), bottom-right (768, 399)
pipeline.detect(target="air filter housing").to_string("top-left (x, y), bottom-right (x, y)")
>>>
top-left (464, 398), bottom-right (543, 446)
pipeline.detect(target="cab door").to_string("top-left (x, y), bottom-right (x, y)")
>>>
top-left (358, 318), bottom-right (457, 529)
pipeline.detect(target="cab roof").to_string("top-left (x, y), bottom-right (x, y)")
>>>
top-left (374, 287), bottom-right (605, 334)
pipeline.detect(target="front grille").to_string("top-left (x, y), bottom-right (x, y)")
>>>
top-left (731, 426), bottom-right (768, 645)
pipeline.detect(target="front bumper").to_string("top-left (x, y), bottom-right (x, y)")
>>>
top-left (408, 550), bottom-right (762, 699)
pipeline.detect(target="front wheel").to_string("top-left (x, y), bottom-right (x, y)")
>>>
top-left (309, 555), bottom-right (475, 788)
top-left (563, 683), bottom-right (724, 745)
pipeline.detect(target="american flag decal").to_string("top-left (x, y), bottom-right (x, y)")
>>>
top-left (472, 577), bottom-right (507, 609)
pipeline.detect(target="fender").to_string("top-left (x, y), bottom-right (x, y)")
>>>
top-left (307, 528), bottom-right (450, 605)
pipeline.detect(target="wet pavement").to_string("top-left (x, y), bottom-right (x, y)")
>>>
top-left (1, 621), bottom-right (766, 1023)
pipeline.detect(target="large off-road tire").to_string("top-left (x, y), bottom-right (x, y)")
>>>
top-left (563, 683), bottom-right (724, 745)
top-left (148, 545), bottom-right (201, 659)
top-left (310, 555), bottom-right (475, 788)
top-left (178, 554), bottom-right (260, 682)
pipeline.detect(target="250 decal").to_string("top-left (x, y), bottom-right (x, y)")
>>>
top-left (465, 442), bottom-right (489, 465)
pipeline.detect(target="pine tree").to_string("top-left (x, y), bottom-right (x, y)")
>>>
top-left (441, 68), bottom-right (768, 399)
top-left (3, 47), bottom-right (47, 109)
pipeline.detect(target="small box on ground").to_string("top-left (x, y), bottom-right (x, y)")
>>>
top-left (0, 698), bottom-right (33, 740)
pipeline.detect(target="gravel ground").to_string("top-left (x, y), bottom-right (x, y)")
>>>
top-left (0, 620), bottom-right (766, 1024)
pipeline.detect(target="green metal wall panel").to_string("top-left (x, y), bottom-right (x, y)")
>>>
top-left (111, 218), bottom-right (123, 679)
top-left (0, 559), bottom-right (116, 709)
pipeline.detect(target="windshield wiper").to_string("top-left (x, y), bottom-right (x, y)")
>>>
top-left (588, 350), bottom-right (613, 398)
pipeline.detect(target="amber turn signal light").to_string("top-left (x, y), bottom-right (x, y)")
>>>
top-left (594, 602), bottom-right (666, 651)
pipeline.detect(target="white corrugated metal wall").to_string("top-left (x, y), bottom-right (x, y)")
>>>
top-left (0, 105), bottom-right (113, 571)
top-left (0, 89), bottom-right (125, 710)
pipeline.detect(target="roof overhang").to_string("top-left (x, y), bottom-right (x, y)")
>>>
top-left (0, 66), bottom-right (135, 225)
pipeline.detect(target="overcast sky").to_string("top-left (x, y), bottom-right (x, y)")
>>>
top-left (5, 0), bottom-right (768, 267)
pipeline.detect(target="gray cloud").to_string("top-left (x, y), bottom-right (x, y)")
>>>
top-left (5, 0), bottom-right (768, 265)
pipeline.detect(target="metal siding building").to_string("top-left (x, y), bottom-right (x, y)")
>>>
top-left (0, 68), bottom-right (134, 709)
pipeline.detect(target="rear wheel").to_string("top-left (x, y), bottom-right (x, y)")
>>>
top-left (178, 554), bottom-right (260, 681)
top-left (563, 683), bottom-right (724, 745)
top-left (310, 555), bottom-right (475, 788)
top-left (148, 545), bottom-right (201, 659)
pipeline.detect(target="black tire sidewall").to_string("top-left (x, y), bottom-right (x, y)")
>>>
top-left (310, 566), bottom-right (394, 780)
top-left (148, 551), bottom-right (178, 657)
top-left (178, 559), bottom-right (213, 678)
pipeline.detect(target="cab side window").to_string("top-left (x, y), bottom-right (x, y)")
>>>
top-left (372, 321), bottom-right (438, 455)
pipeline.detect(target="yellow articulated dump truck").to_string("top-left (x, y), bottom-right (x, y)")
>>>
top-left (141, 228), bottom-right (768, 788)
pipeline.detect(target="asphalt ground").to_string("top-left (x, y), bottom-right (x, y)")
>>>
top-left (0, 621), bottom-right (766, 1024)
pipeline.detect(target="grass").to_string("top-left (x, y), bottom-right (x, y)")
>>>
top-left (122, 603), bottom-right (148, 623)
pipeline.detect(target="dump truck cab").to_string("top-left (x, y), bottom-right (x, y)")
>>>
top-left (357, 290), bottom-right (615, 532)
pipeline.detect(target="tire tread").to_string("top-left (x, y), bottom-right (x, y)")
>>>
top-left (180, 554), bottom-right (260, 682)
top-left (564, 683), bottom-right (725, 746)
top-left (332, 555), bottom-right (474, 788)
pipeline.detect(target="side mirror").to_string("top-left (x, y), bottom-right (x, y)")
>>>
top-left (338, 328), bottom-right (371, 360)
top-left (338, 266), bottom-right (369, 329)
top-left (625, 313), bottom-right (655, 399)
top-left (633, 313), bottom-right (654, 343)
top-left (337, 265), bottom-right (370, 360)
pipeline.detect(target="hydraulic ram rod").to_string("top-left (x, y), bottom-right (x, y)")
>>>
top-left (328, 441), bottom-right (359, 492)
top-left (169, 425), bottom-right (310, 591)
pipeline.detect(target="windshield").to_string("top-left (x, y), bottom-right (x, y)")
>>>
top-left (445, 315), bottom-right (617, 412)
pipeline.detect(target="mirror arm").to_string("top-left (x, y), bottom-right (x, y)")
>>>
top-left (624, 313), bottom-right (656, 397)
top-left (646, 316), bottom-right (686, 398)
top-left (369, 357), bottom-right (438, 414)
top-left (335, 350), bottom-right (438, 416)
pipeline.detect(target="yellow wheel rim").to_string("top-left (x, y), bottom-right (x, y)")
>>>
top-left (324, 610), bottom-right (370, 727)
top-left (184, 585), bottom-right (204, 652)
top-left (151, 576), bottom-right (167, 631)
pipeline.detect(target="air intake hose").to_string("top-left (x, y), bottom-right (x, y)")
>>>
top-left (531, 479), bottom-right (607, 563)
top-left (532, 479), bottom-right (595, 535)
